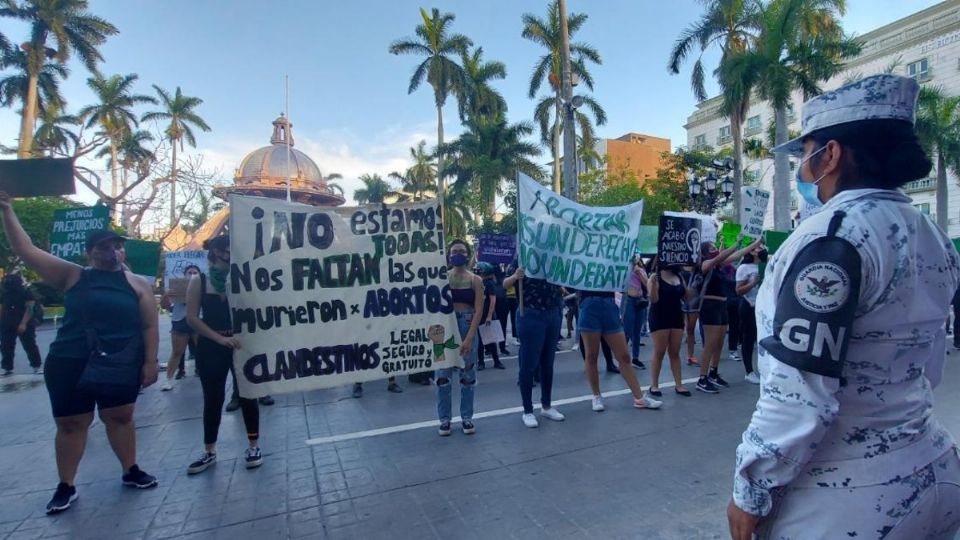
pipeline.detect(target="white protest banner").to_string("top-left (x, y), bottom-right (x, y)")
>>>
top-left (517, 172), bottom-right (643, 291)
top-left (664, 211), bottom-right (718, 244)
top-left (228, 195), bottom-right (462, 398)
top-left (740, 187), bottom-right (771, 237)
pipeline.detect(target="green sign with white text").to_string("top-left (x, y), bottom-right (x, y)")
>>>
top-left (49, 205), bottom-right (111, 262)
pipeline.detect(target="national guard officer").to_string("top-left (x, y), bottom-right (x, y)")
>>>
top-left (728, 74), bottom-right (960, 539)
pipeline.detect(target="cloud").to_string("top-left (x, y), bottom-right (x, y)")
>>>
top-left (196, 121), bottom-right (437, 205)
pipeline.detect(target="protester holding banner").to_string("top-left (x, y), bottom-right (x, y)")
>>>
top-left (185, 235), bottom-right (263, 473)
top-left (437, 240), bottom-right (483, 436)
top-left (159, 264), bottom-right (201, 391)
top-left (504, 268), bottom-right (566, 428)
top-left (646, 257), bottom-right (692, 397)
top-left (728, 75), bottom-right (960, 539)
top-left (621, 255), bottom-right (648, 369)
top-left (0, 273), bottom-right (43, 375)
top-left (691, 237), bottom-right (760, 394)
top-left (0, 193), bottom-right (160, 514)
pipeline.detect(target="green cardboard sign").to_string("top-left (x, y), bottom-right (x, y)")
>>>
top-left (764, 230), bottom-right (791, 254)
top-left (718, 222), bottom-right (757, 248)
top-left (637, 225), bottom-right (659, 255)
top-left (49, 205), bottom-right (111, 261)
top-left (124, 239), bottom-right (161, 279)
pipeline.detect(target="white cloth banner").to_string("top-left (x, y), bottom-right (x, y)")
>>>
top-left (664, 211), bottom-right (718, 244)
top-left (517, 172), bottom-right (643, 291)
top-left (740, 187), bottom-right (771, 237)
top-left (228, 195), bottom-right (462, 398)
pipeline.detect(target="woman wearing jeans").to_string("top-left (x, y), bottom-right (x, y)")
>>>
top-left (504, 268), bottom-right (565, 428)
top-left (621, 257), bottom-right (648, 369)
top-left (436, 240), bottom-right (483, 436)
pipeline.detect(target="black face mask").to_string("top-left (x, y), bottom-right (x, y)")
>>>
top-left (758, 250), bottom-right (769, 264)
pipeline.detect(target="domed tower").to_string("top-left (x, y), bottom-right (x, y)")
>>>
top-left (213, 114), bottom-right (345, 206)
top-left (177, 115), bottom-right (345, 249)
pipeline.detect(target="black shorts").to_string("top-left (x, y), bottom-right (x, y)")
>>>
top-left (699, 298), bottom-right (729, 326)
top-left (44, 355), bottom-right (140, 417)
top-left (171, 318), bottom-right (195, 336)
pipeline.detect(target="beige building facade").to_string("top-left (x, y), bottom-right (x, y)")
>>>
top-left (684, 0), bottom-right (960, 234)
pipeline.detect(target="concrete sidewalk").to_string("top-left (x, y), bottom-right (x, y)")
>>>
top-left (0, 315), bottom-right (957, 539)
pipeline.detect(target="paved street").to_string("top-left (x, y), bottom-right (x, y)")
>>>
top-left (0, 314), bottom-right (958, 540)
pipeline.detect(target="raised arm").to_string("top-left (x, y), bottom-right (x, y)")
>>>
top-left (0, 192), bottom-right (81, 290)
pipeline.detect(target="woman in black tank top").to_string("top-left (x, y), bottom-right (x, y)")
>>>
top-left (184, 235), bottom-right (263, 474)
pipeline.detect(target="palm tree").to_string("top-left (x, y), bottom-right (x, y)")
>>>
top-left (522, 0), bottom-right (602, 193)
top-left (98, 128), bottom-right (154, 228)
top-left (721, 0), bottom-right (853, 229)
top-left (456, 46), bottom-right (507, 121)
top-left (77, 73), bottom-right (156, 201)
top-left (391, 140), bottom-right (438, 202)
top-left (389, 8), bottom-right (472, 206)
top-left (321, 172), bottom-right (344, 196)
top-left (353, 173), bottom-right (398, 205)
top-left (916, 86), bottom-right (960, 231)
top-left (33, 104), bottom-right (79, 156)
top-left (141, 85), bottom-right (210, 227)
top-left (0, 0), bottom-right (117, 158)
top-left (668, 0), bottom-right (760, 219)
top-left (439, 115), bottom-right (544, 224)
top-left (534, 92), bottom-right (606, 169)
top-left (0, 46), bottom-right (69, 123)
top-left (442, 181), bottom-right (474, 239)
top-left (576, 134), bottom-right (602, 174)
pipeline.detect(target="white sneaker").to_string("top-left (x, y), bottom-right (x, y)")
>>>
top-left (160, 379), bottom-right (173, 391)
top-left (522, 413), bottom-right (539, 428)
top-left (512, 338), bottom-right (520, 346)
top-left (745, 372), bottom-right (761, 385)
top-left (729, 351), bottom-right (740, 360)
top-left (591, 395), bottom-right (604, 412)
top-left (634, 396), bottom-right (663, 409)
top-left (572, 343), bottom-right (580, 351)
top-left (540, 408), bottom-right (565, 422)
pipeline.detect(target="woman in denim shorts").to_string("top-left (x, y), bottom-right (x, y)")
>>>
top-left (160, 264), bottom-right (200, 391)
top-left (579, 289), bottom-right (661, 412)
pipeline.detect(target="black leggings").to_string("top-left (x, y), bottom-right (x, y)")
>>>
top-left (727, 297), bottom-right (741, 351)
top-left (738, 300), bottom-right (757, 375)
top-left (1, 323), bottom-right (41, 370)
top-left (197, 337), bottom-right (259, 445)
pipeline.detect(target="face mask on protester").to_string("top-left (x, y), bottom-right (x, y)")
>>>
top-left (449, 253), bottom-right (468, 267)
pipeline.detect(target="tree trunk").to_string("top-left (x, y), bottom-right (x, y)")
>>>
top-left (772, 106), bottom-right (792, 230)
top-left (436, 104), bottom-right (445, 210)
top-left (170, 141), bottom-right (178, 228)
top-left (17, 72), bottom-right (40, 159)
top-left (553, 91), bottom-right (562, 193)
top-left (120, 167), bottom-right (131, 231)
top-left (937, 150), bottom-right (948, 232)
top-left (730, 109), bottom-right (744, 221)
top-left (109, 141), bottom-right (120, 223)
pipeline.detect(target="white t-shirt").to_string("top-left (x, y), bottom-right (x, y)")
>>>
top-left (735, 263), bottom-right (759, 306)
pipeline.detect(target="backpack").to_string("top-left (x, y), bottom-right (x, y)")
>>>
top-left (31, 300), bottom-right (44, 325)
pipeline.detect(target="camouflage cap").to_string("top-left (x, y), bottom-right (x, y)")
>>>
top-left (773, 74), bottom-right (920, 155)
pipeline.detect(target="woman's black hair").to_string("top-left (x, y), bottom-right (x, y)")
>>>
top-left (807, 119), bottom-right (932, 190)
top-left (447, 238), bottom-right (472, 259)
top-left (742, 253), bottom-right (756, 264)
top-left (184, 264), bottom-right (202, 274)
top-left (203, 235), bottom-right (230, 261)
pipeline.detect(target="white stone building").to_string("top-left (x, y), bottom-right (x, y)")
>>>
top-left (683, 0), bottom-right (960, 235)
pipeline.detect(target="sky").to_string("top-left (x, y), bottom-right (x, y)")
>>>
top-left (0, 0), bottom-right (944, 214)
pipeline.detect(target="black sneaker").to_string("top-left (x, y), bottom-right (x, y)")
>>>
top-left (493, 362), bottom-right (505, 370)
top-left (45, 483), bottom-right (77, 514)
top-left (225, 397), bottom-right (240, 412)
top-left (696, 378), bottom-right (719, 394)
top-left (187, 452), bottom-right (217, 475)
top-left (606, 365), bottom-right (620, 374)
top-left (175, 371), bottom-right (185, 380)
top-left (631, 358), bottom-right (645, 369)
top-left (438, 421), bottom-right (451, 436)
top-left (709, 372), bottom-right (730, 388)
top-left (245, 447), bottom-right (263, 469)
top-left (258, 395), bottom-right (275, 406)
top-left (477, 362), bottom-right (486, 371)
top-left (122, 465), bottom-right (158, 489)
top-left (462, 420), bottom-right (476, 435)
top-left (387, 382), bottom-right (403, 393)
top-left (352, 383), bottom-right (363, 398)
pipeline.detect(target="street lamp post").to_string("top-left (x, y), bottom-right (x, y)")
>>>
top-left (688, 162), bottom-right (735, 214)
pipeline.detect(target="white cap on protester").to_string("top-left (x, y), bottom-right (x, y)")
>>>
top-left (773, 74), bottom-right (921, 155)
